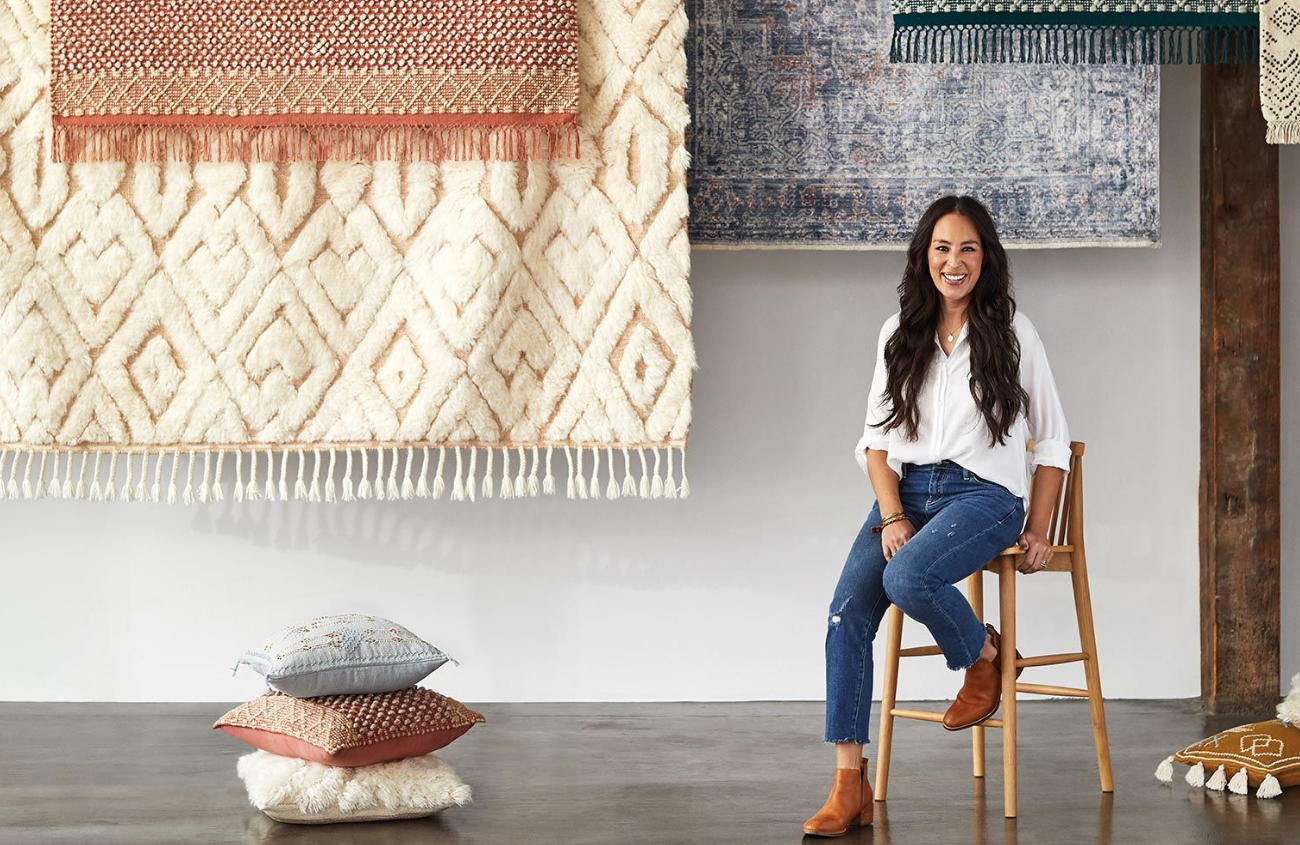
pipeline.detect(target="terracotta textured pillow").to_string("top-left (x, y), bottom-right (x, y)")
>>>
top-left (1155, 719), bottom-right (1300, 798)
top-left (215, 688), bottom-right (485, 767)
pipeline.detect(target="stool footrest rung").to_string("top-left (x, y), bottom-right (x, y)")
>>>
top-left (890, 708), bottom-right (1003, 729)
top-left (1016, 682), bottom-right (1090, 698)
top-left (1015, 652), bottom-right (1088, 668)
top-left (899, 645), bottom-right (943, 657)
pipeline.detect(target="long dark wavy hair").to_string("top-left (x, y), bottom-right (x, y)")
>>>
top-left (874, 196), bottom-right (1028, 447)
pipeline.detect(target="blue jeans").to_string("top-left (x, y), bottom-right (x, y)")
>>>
top-left (823, 460), bottom-right (1025, 743)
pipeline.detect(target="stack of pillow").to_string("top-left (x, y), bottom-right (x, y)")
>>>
top-left (214, 614), bottom-right (483, 824)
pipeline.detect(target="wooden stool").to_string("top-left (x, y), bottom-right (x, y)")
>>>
top-left (872, 442), bottom-right (1113, 818)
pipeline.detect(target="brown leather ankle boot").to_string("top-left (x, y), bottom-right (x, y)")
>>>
top-left (942, 623), bottom-right (1022, 730)
top-left (802, 757), bottom-right (874, 836)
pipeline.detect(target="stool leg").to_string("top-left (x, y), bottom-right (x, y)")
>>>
top-left (874, 604), bottom-right (903, 801)
top-left (968, 572), bottom-right (986, 779)
top-left (999, 557), bottom-right (1017, 819)
top-left (1072, 555), bottom-right (1114, 793)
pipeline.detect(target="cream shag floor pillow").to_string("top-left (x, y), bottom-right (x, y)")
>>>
top-left (237, 750), bottom-right (471, 824)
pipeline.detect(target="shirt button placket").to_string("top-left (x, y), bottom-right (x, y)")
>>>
top-left (935, 357), bottom-right (948, 458)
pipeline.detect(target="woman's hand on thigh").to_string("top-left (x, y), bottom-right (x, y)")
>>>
top-left (881, 520), bottom-right (914, 562)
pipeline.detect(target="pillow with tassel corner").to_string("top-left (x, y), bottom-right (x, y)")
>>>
top-left (1153, 674), bottom-right (1300, 799)
top-left (234, 614), bottom-right (454, 698)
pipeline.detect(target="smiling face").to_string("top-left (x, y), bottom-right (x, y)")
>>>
top-left (928, 212), bottom-right (983, 307)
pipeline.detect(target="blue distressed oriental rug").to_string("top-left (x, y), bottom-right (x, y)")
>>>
top-left (686, 0), bottom-right (1161, 248)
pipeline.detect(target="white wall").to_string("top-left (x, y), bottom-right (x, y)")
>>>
top-left (1, 67), bottom-right (1297, 703)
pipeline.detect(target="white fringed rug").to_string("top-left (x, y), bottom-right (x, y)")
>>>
top-left (0, 0), bottom-right (693, 504)
top-left (1263, 0), bottom-right (1300, 143)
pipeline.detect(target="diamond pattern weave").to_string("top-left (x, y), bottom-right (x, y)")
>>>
top-left (0, 0), bottom-right (692, 504)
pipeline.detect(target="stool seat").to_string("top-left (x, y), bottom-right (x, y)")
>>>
top-left (872, 441), bottom-right (1113, 819)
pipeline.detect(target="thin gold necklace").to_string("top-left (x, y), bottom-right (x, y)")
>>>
top-left (942, 314), bottom-right (967, 343)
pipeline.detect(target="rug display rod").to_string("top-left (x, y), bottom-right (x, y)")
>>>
top-left (0, 445), bottom-right (690, 504)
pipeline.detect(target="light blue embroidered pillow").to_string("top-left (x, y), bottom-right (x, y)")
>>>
top-left (236, 615), bottom-right (453, 698)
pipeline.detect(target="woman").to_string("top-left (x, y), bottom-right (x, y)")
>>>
top-left (802, 196), bottom-right (1071, 837)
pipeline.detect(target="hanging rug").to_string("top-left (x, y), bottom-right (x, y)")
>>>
top-left (0, 0), bottom-right (693, 504)
top-left (888, 0), bottom-right (1260, 64)
top-left (1262, 0), bottom-right (1300, 142)
top-left (49, 0), bottom-right (580, 162)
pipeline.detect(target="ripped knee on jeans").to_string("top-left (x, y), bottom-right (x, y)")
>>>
top-left (827, 595), bottom-right (851, 627)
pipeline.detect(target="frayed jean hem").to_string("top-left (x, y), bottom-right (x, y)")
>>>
top-left (946, 620), bottom-right (990, 672)
top-left (824, 736), bottom-right (873, 745)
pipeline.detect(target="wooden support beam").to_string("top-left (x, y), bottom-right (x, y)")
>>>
top-left (1199, 61), bottom-right (1281, 714)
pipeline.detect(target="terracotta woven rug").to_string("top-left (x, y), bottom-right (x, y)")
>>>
top-left (49, 0), bottom-right (580, 162)
top-left (1262, 0), bottom-right (1300, 142)
top-left (0, 0), bottom-right (692, 503)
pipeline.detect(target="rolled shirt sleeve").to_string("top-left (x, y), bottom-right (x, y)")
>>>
top-left (854, 315), bottom-right (896, 475)
top-left (1019, 315), bottom-right (1071, 473)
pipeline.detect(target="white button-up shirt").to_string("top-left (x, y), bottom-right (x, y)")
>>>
top-left (854, 310), bottom-right (1071, 507)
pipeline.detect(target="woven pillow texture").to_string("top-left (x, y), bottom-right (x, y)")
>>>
top-left (215, 688), bottom-right (485, 767)
top-left (1174, 719), bottom-right (1300, 790)
top-left (236, 614), bottom-right (452, 697)
top-left (237, 750), bottom-right (471, 824)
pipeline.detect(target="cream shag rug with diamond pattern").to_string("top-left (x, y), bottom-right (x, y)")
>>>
top-left (0, 0), bottom-right (692, 504)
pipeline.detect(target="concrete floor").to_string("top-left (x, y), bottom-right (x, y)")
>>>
top-left (0, 700), bottom-right (1295, 844)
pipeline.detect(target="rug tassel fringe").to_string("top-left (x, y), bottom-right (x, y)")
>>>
top-left (198, 452), bottom-right (211, 504)
top-left (34, 452), bottom-right (48, 498)
top-left (261, 450), bottom-right (274, 501)
top-left (1155, 756), bottom-right (1174, 783)
top-left (277, 450), bottom-right (290, 502)
top-left (606, 448), bottom-right (619, 500)
top-left (325, 449), bottom-right (338, 503)
top-left (166, 453), bottom-right (180, 505)
top-left (21, 452), bottom-right (34, 499)
top-left (501, 447), bottom-right (514, 499)
top-left (0, 444), bottom-right (690, 503)
top-left (358, 449), bottom-right (373, 500)
top-left (52, 122), bottom-right (581, 165)
top-left (180, 451), bottom-right (195, 504)
top-left (247, 450), bottom-right (262, 502)
top-left (452, 447), bottom-right (466, 501)
top-left (308, 449), bottom-right (321, 502)
top-left (294, 450), bottom-right (308, 501)
top-left (434, 447), bottom-right (447, 499)
top-left (622, 447), bottom-right (636, 497)
top-left (401, 447), bottom-right (416, 500)
top-left (1266, 121), bottom-right (1300, 144)
top-left (888, 23), bottom-right (1259, 65)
